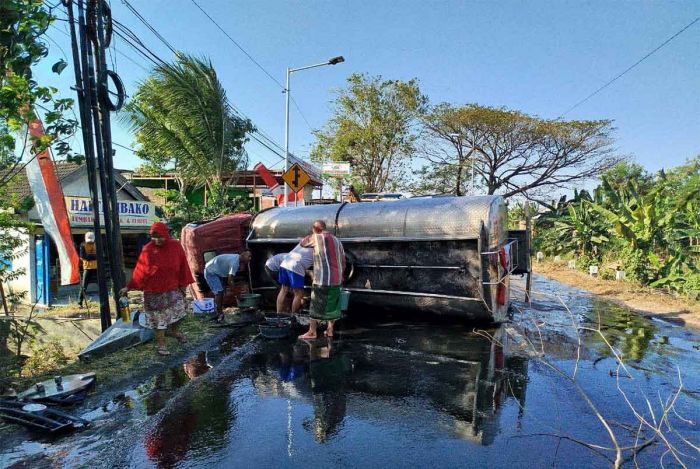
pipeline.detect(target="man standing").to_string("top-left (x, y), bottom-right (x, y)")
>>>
top-left (204, 250), bottom-right (252, 322)
top-left (298, 220), bottom-right (345, 339)
top-left (277, 243), bottom-right (313, 316)
top-left (78, 232), bottom-right (97, 308)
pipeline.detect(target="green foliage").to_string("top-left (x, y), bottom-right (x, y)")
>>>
top-left (6, 307), bottom-right (43, 359)
top-left (22, 338), bottom-right (71, 377)
top-left (156, 184), bottom-right (253, 237)
top-left (554, 202), bottom-right (609, 258)
top-left (311, 73), bottom-right (427, 193)
top-left (0, 0), bottom-right (79, 170)
top-left (413, 102), bottom-right (619, 198)
top-left (534, 157), bottom-right (700, 297)
top-left (507, 200), bottom-right (537, 229)
top-left (603, 161), bottom-right (654, 195)
top-left (1, 1), bottom-right (77, 308)
top-left (122, 54), bottom-right (254, 196)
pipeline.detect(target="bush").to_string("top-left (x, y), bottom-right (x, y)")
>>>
top-left (21, 338), bottom-right (72, 377)
top-left (619, 246), bottom-right (650, 283)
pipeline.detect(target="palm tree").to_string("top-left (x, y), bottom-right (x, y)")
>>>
top-left (122, 54), bottom-right (254, 199)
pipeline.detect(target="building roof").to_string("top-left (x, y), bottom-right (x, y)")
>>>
top-left (126, 169), bottom-right (323, 188)
top-left (1, 160), bottom-right (147, 203)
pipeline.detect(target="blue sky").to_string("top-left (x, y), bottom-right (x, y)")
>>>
top-left (36, 0), bottom-right (700, 175)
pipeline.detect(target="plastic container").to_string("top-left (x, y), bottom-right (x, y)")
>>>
top-left (259, 317), bottom-right (292, 339)
top-left (339, 289), bottom-right (351, 311)
top-left (238, 293), bottom-right (261, 309)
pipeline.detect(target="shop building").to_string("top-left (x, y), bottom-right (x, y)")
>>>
top-left (3, 162), bottom-right (160, 306)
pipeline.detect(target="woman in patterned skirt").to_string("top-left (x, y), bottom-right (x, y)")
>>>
top-left (122, 222), bottom-right (194, 356)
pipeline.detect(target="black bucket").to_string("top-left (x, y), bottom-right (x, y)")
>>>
top-left (259, 317), bottom-right (292, 339)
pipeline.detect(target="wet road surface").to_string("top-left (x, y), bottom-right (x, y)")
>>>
top-left (1, 276), bottom-right (699, 468)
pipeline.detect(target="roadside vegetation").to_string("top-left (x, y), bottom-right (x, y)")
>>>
top-left (0, 314), bottom-right (215, 395)
top-left (530, 160), bottom-right (700, 299)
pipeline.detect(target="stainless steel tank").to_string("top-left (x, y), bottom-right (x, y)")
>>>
top-left (248, 195), bottom-right (516, 322)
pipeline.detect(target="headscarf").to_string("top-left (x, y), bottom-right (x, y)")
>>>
top-left (149, 222), bottom-right (170, 241)
top-left (85, 231), bottom-right (95, 243)
top-left (127, 222), bottom-right (194, 293)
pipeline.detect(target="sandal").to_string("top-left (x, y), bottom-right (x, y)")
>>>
top-left (157, 348), bottom-right (170, 356)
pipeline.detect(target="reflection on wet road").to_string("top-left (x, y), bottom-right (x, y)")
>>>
top-left (1, 276), bottom-right (699, 468)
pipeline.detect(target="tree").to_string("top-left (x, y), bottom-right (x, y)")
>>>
top-left (311, 74), bottom-right (427, 193)
top-left (602, 161), bottom-right (653, 195)
top-left (1, 0), bottom-right (77, 314)
top-left (122, 54), bottom-right (254, 197)
top-left (0, 0), bottom-right (79, 182)
top-left (415, 103), bottom-right (620, 201)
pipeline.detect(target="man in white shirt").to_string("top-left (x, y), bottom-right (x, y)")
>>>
top-left (265, 253), bottom-right (286, 283)
top-left (204, 250), bottom-right (252, 321)
top-left (276, 243), bottom-right (313, 315)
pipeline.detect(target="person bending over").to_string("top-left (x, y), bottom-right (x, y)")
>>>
top-left (204, 250), bottom-right (252, 322)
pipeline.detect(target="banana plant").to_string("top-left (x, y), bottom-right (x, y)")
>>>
top-left (589, 178), bottom-right (675, 251)
top-left (553, 201), bottom-right (609, 257)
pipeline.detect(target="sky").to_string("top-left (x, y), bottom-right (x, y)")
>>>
top-left (35, 0), bottom-right (700, 178)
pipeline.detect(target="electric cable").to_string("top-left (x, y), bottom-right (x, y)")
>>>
top-left (54, 6), bottom-right (293, 166)
top-left (187, 0), bottom-right (315, 132)
top-left (120, 0), bottom-right (178, 55)
top-left (560, 15), bottom-right (700, 117)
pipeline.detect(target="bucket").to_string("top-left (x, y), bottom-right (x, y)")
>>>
top-left (238, 293), bottom-right (261, 309)
top-left (259, 317), bottom-right (292, 339)
top-left (339, 289), bottom-right (350, 311)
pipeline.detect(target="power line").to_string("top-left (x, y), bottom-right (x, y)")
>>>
top-left (54, 5), bottom-right (292, 166)
top-left (50, 19), bottom-right (151, 73)
top-left (189, 0), bottom-right (285, 89)
top-left (120, 0), bottom-right (178, 56)
top-left (560, 16), bottom-right (700, 117)
top-left (291, 97), bottom-right (314, 131)
top-left (187, 0), bottom-right (315, 132)
top-left (113, 20), bottom-right (167, 67)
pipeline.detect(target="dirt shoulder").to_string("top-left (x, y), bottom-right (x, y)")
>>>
top-left (2, 314), bottom-right (228, 395)
top-left (534, 261), bottom-right (700, 330)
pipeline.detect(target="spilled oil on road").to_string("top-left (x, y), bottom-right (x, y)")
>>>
top-left (1, 276), bottom-right (699, 468)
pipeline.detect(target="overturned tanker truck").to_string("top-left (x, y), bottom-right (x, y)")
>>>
top-left (247, 195), bottom-right (530, 323)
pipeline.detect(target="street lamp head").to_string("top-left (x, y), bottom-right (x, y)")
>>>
top-left (328, 56), bottom-right (345, 65)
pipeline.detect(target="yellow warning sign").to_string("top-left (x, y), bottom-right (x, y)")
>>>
top-left (282, 163), bottom-right (310, 193)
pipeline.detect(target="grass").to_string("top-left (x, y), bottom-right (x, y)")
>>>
top-left (4, 314), bottom-right (218, 393)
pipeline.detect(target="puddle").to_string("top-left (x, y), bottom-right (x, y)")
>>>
top-left (2, 276), bottom-right (699, 468)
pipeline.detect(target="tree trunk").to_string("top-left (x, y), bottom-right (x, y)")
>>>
top-left (455, 163), bottom-right (464, 196)
top-left (0, 282), bottom-right (8, 316)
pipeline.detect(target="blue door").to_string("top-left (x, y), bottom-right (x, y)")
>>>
top-left (35, 234), bottom-right (51, 305)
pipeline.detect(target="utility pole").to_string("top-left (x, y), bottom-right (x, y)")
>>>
top-left (66, 0), bottom-right (126, 331)
top-left (67, 0), bottom-right (111, 331)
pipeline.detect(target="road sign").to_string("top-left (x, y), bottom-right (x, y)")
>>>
top-left (282, 163), bottom-right (310, 193)
top-left (321, 162), bottom-right (351, 178)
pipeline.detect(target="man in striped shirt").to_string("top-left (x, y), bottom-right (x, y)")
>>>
top-left (298, 220), bottom-right (346, 339)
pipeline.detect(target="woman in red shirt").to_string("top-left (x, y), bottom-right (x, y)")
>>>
top-left (121, 222), bottom-right (194, 355)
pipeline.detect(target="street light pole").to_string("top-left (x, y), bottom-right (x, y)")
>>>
top-left (284, 67), bottom-right (291, 207)
top-left (283, 56), bottom-right (345, 207)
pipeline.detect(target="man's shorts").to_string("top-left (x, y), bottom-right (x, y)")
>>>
top-left (204, 269), bottom-right (225, 294)
top-left (278, 268), bottom-right (305, 289)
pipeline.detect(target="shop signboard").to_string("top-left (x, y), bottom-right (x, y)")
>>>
top-left (321, 162), bottom-right (351, 178)
top-left (65, 196), bottom-right (160, 228)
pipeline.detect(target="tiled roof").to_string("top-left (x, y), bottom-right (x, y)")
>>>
top-left (0, 161), bottom-right (150, 204)
top-left (1, 161), bottom-right (82, 201)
